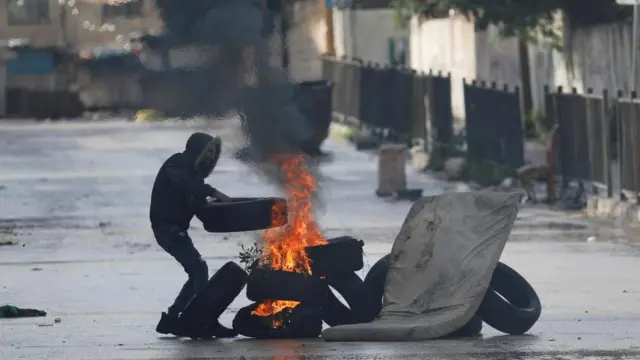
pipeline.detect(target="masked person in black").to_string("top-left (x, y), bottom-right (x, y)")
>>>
top-left (151, 132), bottom-right (235, 337)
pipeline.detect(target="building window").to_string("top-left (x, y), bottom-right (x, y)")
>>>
top-left (102, 0), bottom-right (143, 21)
top-left (6, 0), bottom-right (50, 25)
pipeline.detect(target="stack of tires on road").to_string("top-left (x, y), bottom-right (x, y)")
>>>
top-left (178, 197), bottom-right (542, 339)
top-left (233, 236), bottom-right (367, 338)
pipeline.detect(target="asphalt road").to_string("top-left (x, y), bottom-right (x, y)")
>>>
top-left (0, 120), bottom-right (639, 360)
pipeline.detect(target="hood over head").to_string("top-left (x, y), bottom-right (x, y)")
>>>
top-left (184, 132), bottom-right (221, 178)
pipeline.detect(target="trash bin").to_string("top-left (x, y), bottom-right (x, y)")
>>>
top-left (293, 80), bottom-right (333, 155)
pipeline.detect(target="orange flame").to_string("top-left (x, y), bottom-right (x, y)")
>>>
top-left (251, 155), bottom-right (327, 325)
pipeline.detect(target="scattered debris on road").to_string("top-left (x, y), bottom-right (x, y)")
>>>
top-left (0, 305), bottom-right (46, 318)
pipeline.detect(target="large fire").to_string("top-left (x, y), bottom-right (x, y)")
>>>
top-left (251, 155), bottom-right (327, 325)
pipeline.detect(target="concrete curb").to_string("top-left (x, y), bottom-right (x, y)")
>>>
top-left (585, 195), bottom-right (640, 225)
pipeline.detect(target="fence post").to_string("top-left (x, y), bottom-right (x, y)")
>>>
top-left (586, 88), bottom-right (596, 195)
top-left (632, 90), bottom-right (640, 203)
top-left (602, 89), bottom-right (613, 198)
top-left (555, 86), bottom-right (570, 194)
top-left (617, 90), bottom-right (625, 200)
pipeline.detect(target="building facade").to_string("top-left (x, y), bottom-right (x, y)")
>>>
top-left (0, 0), bottom-right (162, 49)
top-left (0, 0), bottom-right (162, 117)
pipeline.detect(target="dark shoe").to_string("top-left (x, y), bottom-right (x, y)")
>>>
top-left (156, 312), bottom-right (181, 335)
top-left (211, 320), bottom-right (239, 338)
top-left (195, 321), bottom-right (238, 339)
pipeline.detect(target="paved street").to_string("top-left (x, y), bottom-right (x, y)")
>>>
top-left (0, 120), bottom-right (639, 359)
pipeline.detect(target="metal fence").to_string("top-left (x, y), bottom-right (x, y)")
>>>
top-left (542, 86), bottom-right (630, 199)
top-left (617, 92), bottom-right (640, 196)
top-left (5, 88), bottom-right (85, 119)
top-left (322, 57), bottom-right (453, 154)
top-left (545, 87), bottom-right (612, 195)
top-left (464, 81), bottom-right (524, 169)
top-left (321, 57), bottom-right (640, 201)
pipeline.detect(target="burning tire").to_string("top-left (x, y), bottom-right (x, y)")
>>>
top-left (196, 197), bottom-right (287, 233)
top-left (364, 254), bottom-right (483, 337)
top-left (179, 262), bottom-right (248, 338)
top-left (477, 262), bottom-right (541, 335)
top-left (322, 272), bottom-right (378, 327)
top-left (246, 268), bottom-right (328, 306)
top-left (232, 303), bottom-right (323, 339)
top-left (306, 236), bottom-right (365, 277)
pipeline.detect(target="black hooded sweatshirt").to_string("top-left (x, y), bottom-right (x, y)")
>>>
top-left (150, 132), bottom-right (222, 230)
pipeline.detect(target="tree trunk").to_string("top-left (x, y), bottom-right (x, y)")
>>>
top-left (518, 38), bottom-right (533, 117)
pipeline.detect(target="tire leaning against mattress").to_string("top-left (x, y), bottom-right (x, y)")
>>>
top-left (477, 262), bottom-right (542, 335)
top-left (321, 272), bottom-right (378, 327)
top-left (364, 254), bottom-right (483, 337)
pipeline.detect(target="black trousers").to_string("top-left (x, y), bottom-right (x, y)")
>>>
top-left (153, 225), bottom-right (209, 316)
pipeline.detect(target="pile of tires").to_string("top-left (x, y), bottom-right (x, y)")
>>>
top-left (232, 236), bottom-right (369, 338)
top-left (365, 254), bottom-right (542, 336)
top-left (176, 196), bottom-right (541, 340)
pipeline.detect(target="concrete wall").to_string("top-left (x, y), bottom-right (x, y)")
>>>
top-left (75, 67), bottom-right (142, 109)
top-left (285, 4), bottom-right (410, 81)
top-left (287, 0), bottom-right (327, 81)
top-left (408, 12), bottom-right (640, 121)
top-left (408, 12), bottom-right (565, 119)
top-left (564, 21), bottom-right (635, 94)
top-left (409, 15), bottom-right (475, 121)
top-left (333, 8), bottom-right (409, 65)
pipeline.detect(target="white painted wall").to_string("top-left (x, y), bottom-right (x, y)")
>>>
top-left (332, 8), bottom-right (409, 65)
top-left (408, 13), bottom-right (562, 119)
top-left (565, 21), bottom-right (635, 94)
top-left (286, 0), bottom-right (327, 81)
top-left (408, 11), bottom-right (640, 121)
top-left (409, 15), bottom-right (475, 121)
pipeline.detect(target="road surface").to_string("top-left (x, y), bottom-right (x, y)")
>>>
top-left (0, 120), bottom-right (638, 359)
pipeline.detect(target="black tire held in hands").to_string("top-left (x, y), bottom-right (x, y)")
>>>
top-left (233, 303), bottom-right (323, 339)
top-left (196, 197), bottom-right (287, 233)
top-left (305, 236), bottom-right (364, 277)
top-left (246, 268), bottom-right (328, 306)
top-left (364, 254), bottom-right (483, 337)
top-left (477, 262), bottom-right (542, 335)
top-left (179, 262), bottom-right (248, 334)
top-left (321, 272), bottom-right (378, 327)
